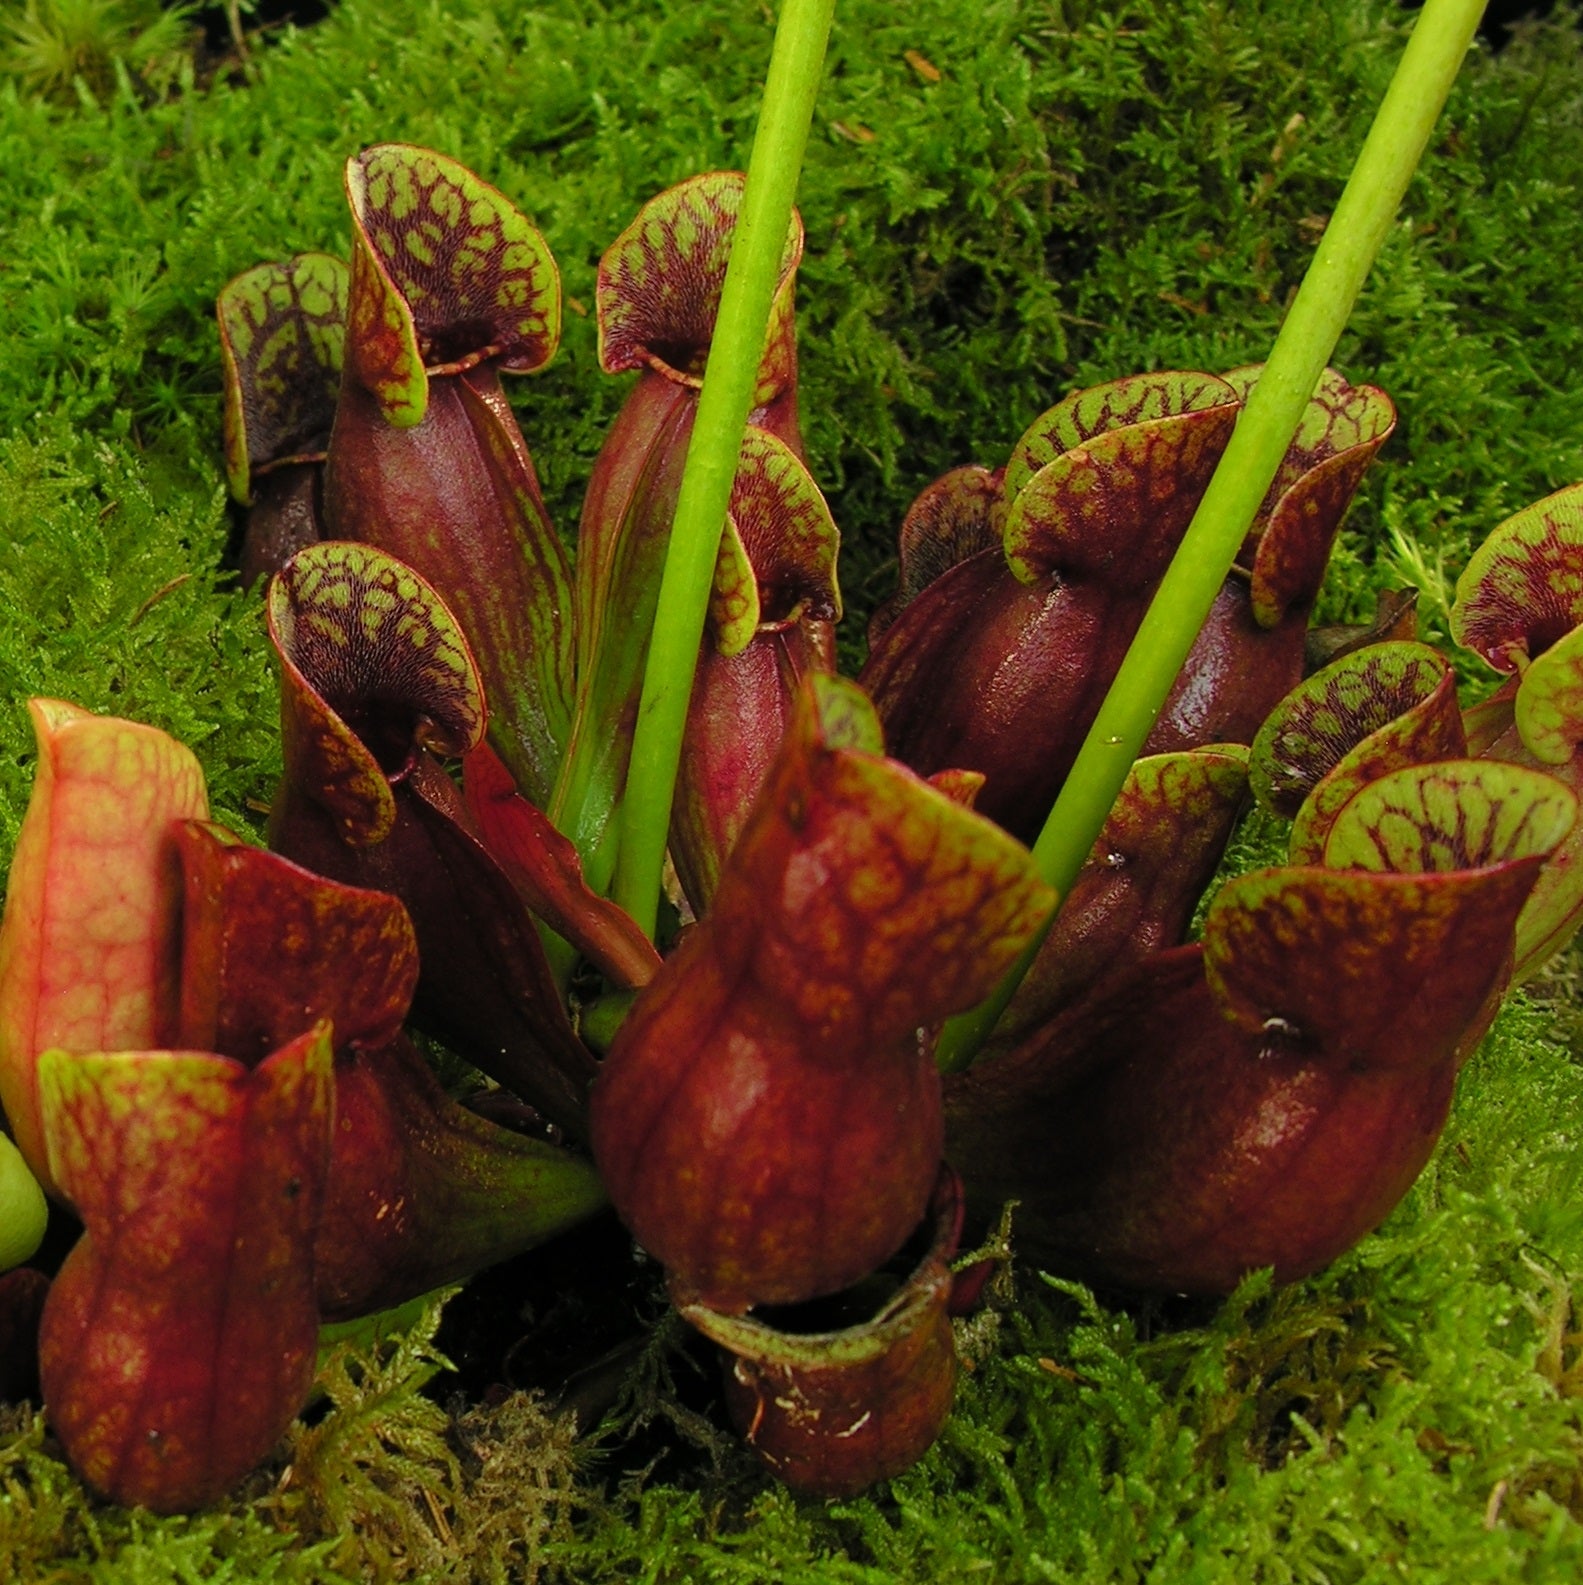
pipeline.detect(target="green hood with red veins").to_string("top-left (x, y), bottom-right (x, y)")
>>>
top-left (861, 367), bottom-right (1394, 845)
top-left (1250, 639), bottom-right (1468, 862)
top-left (552, 172), bottom-right (806, 886)
top-left (323, 143), bottom-right (572, 808)
top-left (1244, 489), bottom-right (1583, 982)
top-left (860, 370), bottom-right (1241, 842)
top-left (264, 540), bottom-right (597, 1136)
top-left (1442, 486), bottom-right (1583, 974)
top-left (216, 252), bottom-right (347, 585)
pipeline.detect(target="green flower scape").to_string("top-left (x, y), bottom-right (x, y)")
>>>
top-left (5, 0), bottom-right (1583, 1579)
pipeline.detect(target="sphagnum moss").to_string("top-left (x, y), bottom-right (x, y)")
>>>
top-left (5, 0), bottom-right (1583, 1578)
top-left (0, 1292), bottom-right (586, 1584)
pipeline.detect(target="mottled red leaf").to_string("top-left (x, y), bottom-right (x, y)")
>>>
top-left (463, 742), bottom-right (661, 992)
top-left (342, 144), bottom-right (560, 426)
top-left (267, 544), bottom-right (594, 1134)
top-left (37, 1027), bottom-right (332, 1511)
top-left (1448, 489), bottom-right (1583, 976)
top-left (269, 543), bottom-right (483, 844)
top-left (1223, 366), bottom-right (1396, 627)
top-left (326, 145), bottom-right (572, 803)
top-left (556, 175), bottom-right (806, 879)
top-left (591, 675), bottom-right (1052, 1312)
top-left (217, 254), bottom-right (346, 586)
top-left (1251, 642), bottom-right (1460, 819)
top-left (174, 820), bottom-right (416, 1063)
top-left (1001, 372), bottom-right (1239, 586)
top-left (999, 370), bottom-right (1238, 519)
top-left (0, 701), bottom-right (207, 1196)
top-left (1318, 758), bottom-right (1575, 877)
top-left (983, 746), bottom-right (1248, 1060)
top-left (867, 465), bottom-right (999, 644)
top-left (217, 253), bottom-right (346, 504)
top-left (708, 428), bottom-right (840, 656)
top-left (680, 1168), bottom-right (963, 1497)
top-left (862, 372), bottom-right (1240, 841)
top-left (1465, 705), bottom-right (1583, 977)
top-left (170, 815), bottom-right (604, 1319)
top-left (596, 170), bottom-right (801, 423)
top-left (1514, 624), bottom-right (1583, 766)
top-left (946, 760), bottom-right (1571, 1294)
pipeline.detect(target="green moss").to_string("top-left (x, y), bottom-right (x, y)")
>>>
top-left (2, 0), bottom-right (199, 106)
top-left (276, 1291), bottom-right (584, 1583)
top-left (0, 423), bottom-right (279, 856)
top-left (0, 1291), bottom-right (586, 1583)
top-left (0, 1400), bottom-right (351, 1583)
top-left (3, 0), bottom-right (1583, 1577)
top-left (0, 0), bottom-right (1577, 697)
top-left (555, 992), bottom-right (1583, 1582)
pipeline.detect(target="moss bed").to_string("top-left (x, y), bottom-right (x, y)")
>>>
top-left (5, 0), bottom-right (1583, 1578)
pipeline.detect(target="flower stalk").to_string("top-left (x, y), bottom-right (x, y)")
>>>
top-left (0, 1134), bottom-right (46, 1272)
top-left (934, 0), bottom-right (1489, 1072)
top-left (613, 0), bottom-right (835, 939)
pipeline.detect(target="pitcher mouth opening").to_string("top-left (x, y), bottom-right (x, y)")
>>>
top-left (641, 342), bottom-right (709, 388)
